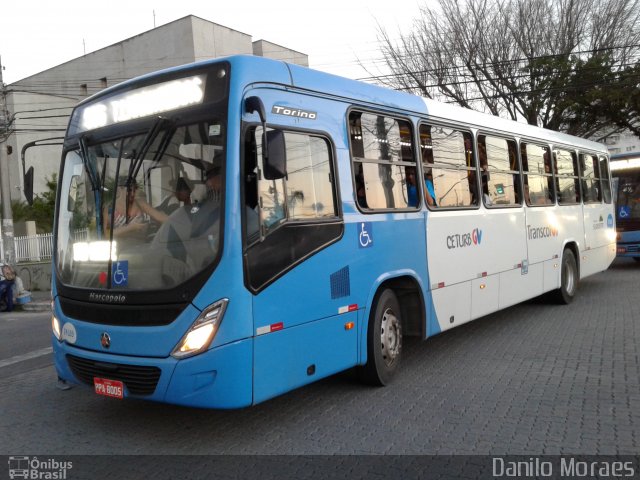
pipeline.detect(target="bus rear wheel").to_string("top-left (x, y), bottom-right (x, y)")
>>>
top-left (554, 249), bottom-right (578, 304)
top-left (359, 288), bottom-right (402, 386)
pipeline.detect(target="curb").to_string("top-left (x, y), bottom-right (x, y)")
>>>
top-left (18, 301), bottom-right (51, 313)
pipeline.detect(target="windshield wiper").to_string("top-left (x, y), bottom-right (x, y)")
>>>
top-left (124, 116), bottom-right (174, 189)
top-left (78, 135), bottom-right (99, 192)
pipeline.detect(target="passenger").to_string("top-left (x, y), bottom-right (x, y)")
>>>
top-left (103, 178), bottom-right (148, 240)
top-left (155, 177), bottom-right (192, 215)
top-left (482, 174), bottom-right (492, 206)
top-left (174, 177), bottom-right (192, 206)
top-left (138, 177), bottom-right (192, 225)
top-left (355, 173), bottom-right (368, 209)
top-left (406, 167), bottom-right (419, 207)
top-left (468, 170), bottom-right (479, 206)
top-left (523, 181), bottom-right (531, 205)
top-left (150, 166), bottom-right (223, 269)
top-left (424, 168), bottom-right (436, 206)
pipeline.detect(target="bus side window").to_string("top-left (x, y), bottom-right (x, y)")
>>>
top-left (478, 135), bottom-right (520, 207)
top-left (555, 148), bottom-right (580, 204)
top-left (522, 143), bottom-right (554, 206)
top-left (580, 153), bottom-right (601, 203)
top-left (252, 127), bottom-right (338, 234)
top-left (600, 156), bottom-right (612, 203)
top-left (349, 111), bottom-right (416, 210)
top-left (420, 124), bottom-right (476, 208)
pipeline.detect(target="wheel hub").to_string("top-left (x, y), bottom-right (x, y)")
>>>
top-left (564, 260), bottom-right (575, 295)
top-left (380, 307), bottom-right (401, 366)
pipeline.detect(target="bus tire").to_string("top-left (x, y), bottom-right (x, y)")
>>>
top-left (554, 249), bottom-right (578, 304)
top-left (633, 257), bottom-right (640, 263)
top-left (359, 288), bottom-right (402, 386)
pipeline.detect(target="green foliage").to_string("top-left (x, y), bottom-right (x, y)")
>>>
top-left (550, 54), bottom-right (640, 138)
top-left (10, 174), bottom-right (58, 233)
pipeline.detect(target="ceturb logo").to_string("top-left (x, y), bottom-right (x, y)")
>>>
top-left (527, 224), bottom-right (559, 240)
top-left (447, 228), bottom-right (483, 249)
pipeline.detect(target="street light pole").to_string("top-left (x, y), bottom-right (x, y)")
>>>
top-left (0, 55), bottom-right (15, 264)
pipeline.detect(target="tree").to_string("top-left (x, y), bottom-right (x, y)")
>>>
top-left (561, 59), bottom-right (640, 139)
top-left (10, 174), bottom-right (57, 233)
top-left (374, 0), bottom-right (640, 138)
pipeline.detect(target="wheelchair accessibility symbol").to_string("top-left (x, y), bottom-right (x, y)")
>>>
top-left (358, 222), bottom-right (373, 248)
top-left (112, 260), bottom-right (128, 287)
top-left (619, 206), bottom-right (631, 219)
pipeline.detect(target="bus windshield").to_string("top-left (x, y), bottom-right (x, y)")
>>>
top-left (56, 117), bottom-right (226, 291)
top-left (614, 170), bottom-right (640, 225)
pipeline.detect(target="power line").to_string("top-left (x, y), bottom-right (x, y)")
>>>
top-left (357, 43), bottom-right (640, 82)
top-left (384, 61), bottom-right (640, 92)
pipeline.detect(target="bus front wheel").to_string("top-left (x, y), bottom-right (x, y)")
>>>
top-left (359, 288), bottom-right (402, 386)
top-left (554, 249), bottom-right (578, 305)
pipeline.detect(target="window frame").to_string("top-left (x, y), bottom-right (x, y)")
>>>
top-left (553, 146), bottom-right (581, 205)
top-left (520, 140), bottom-right (556, 208)
top-left (348, 108), bottom-right (419, 213)
top-left (599, 155), bottom-right (613, 204)
top-left (241, 122), bottom-right (344, 293)
top-left (418, 120), bottom-right (479, 211)
top-left (476, 132), bottom-right (523, 209)
top-left (578, 151), bottom-right (603, 204)
top-left (241, 123), bottom-right (343, 247)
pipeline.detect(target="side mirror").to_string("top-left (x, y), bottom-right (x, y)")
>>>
top-left (263, 130), bottom-right (286, 180)
top-left (24, 166), bottom-right (34, 206)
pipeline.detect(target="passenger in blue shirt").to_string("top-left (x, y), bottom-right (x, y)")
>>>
top-left (424, 168), bottom-right (436, 206)
top-left (406, 167), bottom-right (436, 207)
top-left (407, 167), bottom-right (419, 207)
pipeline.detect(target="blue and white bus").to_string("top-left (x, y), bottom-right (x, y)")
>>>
top-left (49, 55), bottom-right (616, 408)
top-left (611, 152), bottom-right (640, 261)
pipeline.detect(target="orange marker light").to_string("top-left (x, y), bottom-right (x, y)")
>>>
top-left (344, 322), bottom-right (355, 331)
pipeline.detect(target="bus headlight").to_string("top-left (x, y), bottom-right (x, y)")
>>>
top-left (52, 314), bottom-right (62, 341)
top-left (171, 299), bottom-right (228, 359)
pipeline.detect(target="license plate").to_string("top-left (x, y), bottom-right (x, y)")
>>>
top-left (94, 377), bottom-right (124, 399)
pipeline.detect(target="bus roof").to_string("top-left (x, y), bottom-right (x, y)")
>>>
top-left (611, 152), bottom-right (640, 161)
top-left (78, 55), bottom-right (609, 155)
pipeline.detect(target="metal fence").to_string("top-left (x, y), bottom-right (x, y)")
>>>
top-left (14, 232), bottom-right (54, 263)
top-left (1, 229), bottom-right (87, 264)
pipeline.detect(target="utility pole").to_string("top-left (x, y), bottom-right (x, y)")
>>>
top-left (0, 55), bottom-right (15, 265)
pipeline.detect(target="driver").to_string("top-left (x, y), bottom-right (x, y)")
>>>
top-left (150, 166), bottom-right (223, 271)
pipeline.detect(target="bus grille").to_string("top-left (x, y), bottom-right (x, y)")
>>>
top-left (66, 355), bottom-right (161, 396)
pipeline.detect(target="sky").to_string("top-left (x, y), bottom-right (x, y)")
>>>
top-left (1, 0), bottom-right (427, 85)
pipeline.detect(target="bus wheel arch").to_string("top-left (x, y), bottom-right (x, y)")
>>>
top-left (358, 275), bottom-right (425, 386)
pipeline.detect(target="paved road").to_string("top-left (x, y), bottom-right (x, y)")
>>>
top-left (1, 258), bottom-right (638, 457)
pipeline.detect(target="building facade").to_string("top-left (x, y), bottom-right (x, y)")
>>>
top-left (603, 130), bottom-right (639, 156)
top-left (4, 15), bottom-right (307, 203)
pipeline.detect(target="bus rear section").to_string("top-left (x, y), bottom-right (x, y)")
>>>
top-left (611, 153), bottom-right (640, 261)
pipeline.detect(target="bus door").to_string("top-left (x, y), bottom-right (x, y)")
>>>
top-left (242, 113), bottom-right (354, 404)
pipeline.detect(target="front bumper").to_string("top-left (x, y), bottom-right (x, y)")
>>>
top-left (53, 337), bottom-right (253, 409)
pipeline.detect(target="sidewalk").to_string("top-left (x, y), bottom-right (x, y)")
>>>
top-left (18, 290), bottom-right (51, 312)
